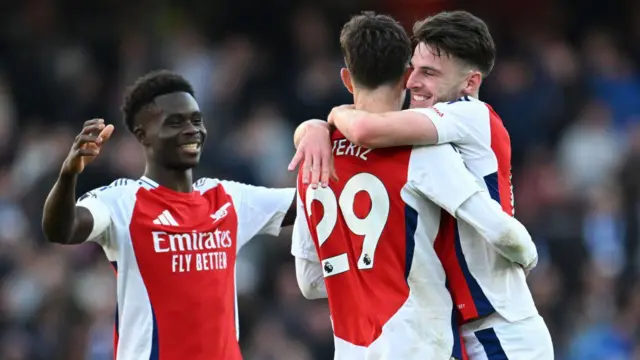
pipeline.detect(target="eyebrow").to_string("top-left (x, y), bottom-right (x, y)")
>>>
top-left (165, 111), bottom-right (201, 118)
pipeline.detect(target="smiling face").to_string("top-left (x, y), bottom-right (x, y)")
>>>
top-left (406, 42), bottom-right (476, 108)
top-left (138, 92), bottom-right (207, 170)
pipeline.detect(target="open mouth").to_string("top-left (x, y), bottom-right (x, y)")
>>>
top-left (180, 143), bottom-right (201, 154)
top-left (411, 94), bottom-right (432, 102)
top-left (409, 93), bottom-right (434, 108)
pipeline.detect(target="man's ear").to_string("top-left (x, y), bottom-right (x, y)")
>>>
top-left (340, 68), bottom-right (354, 94)
top-left (461, 71), bottom-right (482, 97)
top-left (133, 126), bottom-right (148, 146)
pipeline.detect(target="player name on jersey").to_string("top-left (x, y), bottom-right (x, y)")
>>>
top-left (332, 139), bottom-right (372, 160)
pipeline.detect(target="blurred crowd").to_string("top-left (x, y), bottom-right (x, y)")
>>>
top-left (0, 0), bottom-right (639, 359)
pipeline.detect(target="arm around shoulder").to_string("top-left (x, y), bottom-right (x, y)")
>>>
top-left (331, 108), bottom-right (439, 148)
top-left (408, 145), bottom-right (537, 270)
top-left (455, 194), bottom-right (538, 269)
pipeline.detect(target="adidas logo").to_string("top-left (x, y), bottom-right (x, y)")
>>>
top-left (153, 210), bottom-right (179, 226)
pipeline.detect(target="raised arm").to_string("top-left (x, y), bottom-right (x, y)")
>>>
top-left (408, 145), bottom-right (537, 270)
top-left (42, 119), bottom-right (113, 244)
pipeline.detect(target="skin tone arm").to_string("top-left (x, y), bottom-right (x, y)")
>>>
top-left (288, 107), bottom-right (437, 188)
top-left (327, 105), bottom-right (439, 148)
top-left (42, 119), bottom-right (114, 244)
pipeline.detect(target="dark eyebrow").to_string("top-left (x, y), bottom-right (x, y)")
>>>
top-left (165, 111), bottom-right (201, 119)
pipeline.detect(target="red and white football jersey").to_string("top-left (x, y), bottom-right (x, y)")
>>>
top-left (77, 176), bottom-right (294, 360)
top-left (292, 131), bottom-right (486, 360)
top-left (407, 96), bottom-right (537, 323)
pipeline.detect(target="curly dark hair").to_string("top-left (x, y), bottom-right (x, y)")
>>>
top-left (413, 11), bottom-right (496, 76)
top-left (340, 11), bottom-right (411, 89)
top-left (121, 70), bottom-right (195, 132)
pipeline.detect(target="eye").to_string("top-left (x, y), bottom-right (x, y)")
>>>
top-left (165, 116), bottom-right (183, 127)
top-left (421, 69), bottom-right (434, 77)
top-left (192, 113), bottom-right (203, 125)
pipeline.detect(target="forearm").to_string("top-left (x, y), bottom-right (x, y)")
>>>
top-left (455, 194), bottom-right (537, 267)
top-left (294, 120), bottom-right (330, 148)
top-left (295, 257), bottom-right (327, 299)
top-left (42, 173), bottom-right (88, 244)
top-left (42, 173), bottom-right (79, 243)
top-left (332, 110), bottom-right (438, 148)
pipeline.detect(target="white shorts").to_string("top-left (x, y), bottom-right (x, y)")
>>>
top-left (460, 312), bottom-right (554, 360)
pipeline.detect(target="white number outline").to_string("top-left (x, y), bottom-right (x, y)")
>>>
top-left (305, 172), bottom-right (390, 275)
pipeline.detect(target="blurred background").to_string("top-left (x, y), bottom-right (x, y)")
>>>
top-left (0, 0), bottom-right (639, 359)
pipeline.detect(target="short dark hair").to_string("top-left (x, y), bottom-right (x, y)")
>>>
top-left (340, 12), bottom-right (411, 89)
top-left (121, 70), bottom-right (195, 132)
top-left (413, 11), bottom-right (496, 76)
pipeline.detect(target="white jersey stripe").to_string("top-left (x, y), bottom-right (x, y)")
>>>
top-left (162, 210), bottom-right (179, 226)
top-left (139, 176), bottom-right (159, 188)
top-left (157, 213), bottom-right (170, 226)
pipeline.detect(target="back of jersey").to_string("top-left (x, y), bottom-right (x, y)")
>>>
top-left (297, 131), bottom-right (415, 348)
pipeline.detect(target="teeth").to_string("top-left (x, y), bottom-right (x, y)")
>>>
top-left (182, 144), bottom-right (199, 151)
top-left (413, 95), bottom-right (427, 101)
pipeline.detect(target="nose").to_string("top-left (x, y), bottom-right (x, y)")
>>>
top-left (406, 71), bottom-right (421, 90)
top-left (181, 121), bottom-right (198, 135)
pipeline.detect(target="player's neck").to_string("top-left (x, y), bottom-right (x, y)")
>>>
top-left (143, 165), bottom-right (193, 193)
top-left (354, 88), bottom-right (402, 113)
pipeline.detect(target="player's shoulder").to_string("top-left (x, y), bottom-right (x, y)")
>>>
top-left (194, 177), bottom-right (219, 190)
top-left (193, 177), bottom-right (259, 197)
top-left (405, 144), bottom-right (468, 186)
top-left (195, 177), bottom-right (294, 209)
top-left (78, 178), bottom-right (142, 202)
top-left (433, 96), bottom-right (489, 118)
top-left (403, 97), bottom-right (490, 135)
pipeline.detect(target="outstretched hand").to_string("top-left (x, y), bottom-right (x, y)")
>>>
top-left (61, 119), bottom-right (114, 176)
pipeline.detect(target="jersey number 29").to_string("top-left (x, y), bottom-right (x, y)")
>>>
top-left (305, 173), bottom-right (390, 277)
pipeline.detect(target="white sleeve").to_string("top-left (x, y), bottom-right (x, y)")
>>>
top-left (405, 98), bottom-right (486, 145)
top-left (407, 144), bottom-right (483, 214)
top-left (291, 188), bottom-right (320, 262)
top-left (295, 257), bottom-right (327, 299)
top-left (76, 189), bottom-right (113, 246)
top-left (220, 181), bottom-right (295, 249)
top-left (455, 194), bottom-right (538, 268)
top-left (291, 188), bottom-right (327, 299)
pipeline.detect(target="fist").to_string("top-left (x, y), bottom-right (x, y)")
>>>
top-left (61, 119), bottom-right (114, 175)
